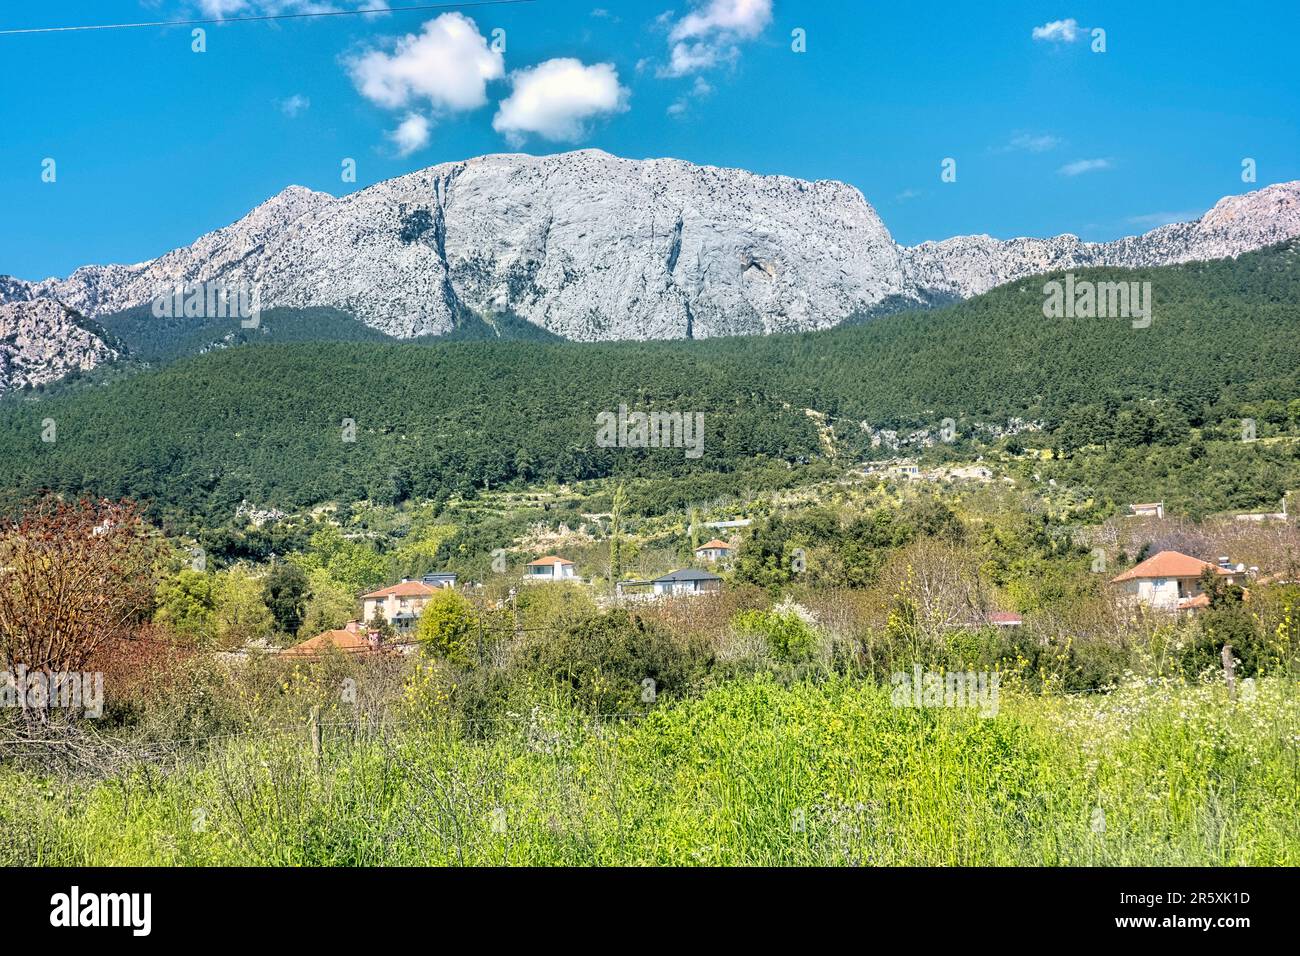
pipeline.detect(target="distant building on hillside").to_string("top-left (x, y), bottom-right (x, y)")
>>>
top-left (1235, 497), bottom-right (1289, 522)
top-left (704, 519), bottom-right (752, 530)
top-left (1127, 502), bottom-right (1164, 519)
top-left (652, 569), bottom-right (722, 596)
top-left (421, 572), bottom-right (459, 588)
top-left (694, 538), bottom-right (732, 562)
top-left (282, 621), bottom-right (381, 659)
top-left (361, 580), bottom-right (440, 633)
top-left (1110, 550), bottom-right (1235, 613)
top-left (986, 611), bottom-right (1022, 628)
top-left (524, 555), bottom-right (577, 582)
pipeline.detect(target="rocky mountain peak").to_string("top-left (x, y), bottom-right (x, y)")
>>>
top-left (2, 151), bottom-right (1298, 351)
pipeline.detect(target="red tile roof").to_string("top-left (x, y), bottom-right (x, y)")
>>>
top-left (1110, 550), bottom-right (1229, 583)
top-left (361, 580), bottom-right (437, 599)
top-left (526, 555), bottom-right (574, 566)
top-left (695, 539), bottom-right (731, 551)
top-left (282, 628), bottom-right (376, 658)
top-left (988, 611), bottom-right (1023, 625)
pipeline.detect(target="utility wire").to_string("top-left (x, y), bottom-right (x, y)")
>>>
top-left (0, 0), bottom-right (534, 36)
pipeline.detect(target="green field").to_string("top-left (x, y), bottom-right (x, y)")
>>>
top-left (5, 675), bottom-right (1297, 866)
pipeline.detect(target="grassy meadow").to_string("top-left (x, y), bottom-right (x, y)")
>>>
top-left (4, 675), bottom-right (1297, 867)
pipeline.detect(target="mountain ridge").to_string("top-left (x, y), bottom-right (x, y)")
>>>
top-left (3, 150), bottom-right (1298, 366)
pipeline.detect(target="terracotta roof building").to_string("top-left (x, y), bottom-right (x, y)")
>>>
top-left (1110, 550), bottom-right (1233, 612)
top-left (361, 580), bottom-right (440, 633)
top-left (694, 538), bottom-right (732, 561)
top-left (282, 622), bottom-right (379, 659)
top-left (525, 555), bottom-right (577, 581)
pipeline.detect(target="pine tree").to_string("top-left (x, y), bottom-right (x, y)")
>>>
top-left (609, 481), bottom-right (627, 584)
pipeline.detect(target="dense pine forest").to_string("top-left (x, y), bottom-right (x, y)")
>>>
top-left (2, 241), bottom-right (1298, 522)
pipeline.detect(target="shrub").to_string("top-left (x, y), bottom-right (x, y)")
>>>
top-left (416, 589), bottom-right (479, 666)
top-left (732, 600), bottom-right (820, 662)
top-left (513, 609), bottom-right (712, 713)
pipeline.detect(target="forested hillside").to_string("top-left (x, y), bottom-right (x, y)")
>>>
top-left (2, 241), bottom-right (1297, 520)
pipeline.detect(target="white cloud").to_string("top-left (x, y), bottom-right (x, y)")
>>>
top-left (1058, 158), bottom-right (1113, 176)
top-left (198, 0), bottom-right (250, 15)
top-left (668, 76), bottom-right (713, 116)
top-left (198, 1), bottom-right (349, 17)
top-left (661, 0), bottom-right (773, 77)
top-left (279, 94), bottom-right (311, 117)
top-left (493, 58), bottom-right (628, 145)
top-left (1032, 18), bottom-right (1082, 43)
top-left (389, 113), bottom-right (431, 156)
top-left (1003, 132), bottom-right (1060, 153)
top-left (347, 13), bottom-right (504, 112)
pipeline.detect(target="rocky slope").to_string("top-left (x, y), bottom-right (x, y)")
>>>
top-left (2, 150), bottom-right (1299, 346)
top-left (0, 299), bottom-right (120, 391)
top-left (900, 181), bottom-right (1300, 298)
top-left (5, 152), bottom-right (903, 340)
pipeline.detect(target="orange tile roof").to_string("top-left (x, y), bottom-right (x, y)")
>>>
top-left (1110, 550), bottom-right (1229, 583)
top-left (696, 539), bottom-right (731, 551)
top-left (361, 580), bottom-right (437, 599)
top-left (282, 628), bottom-right (376, 658)
top-left (527, 555), bottom-right (574, 566)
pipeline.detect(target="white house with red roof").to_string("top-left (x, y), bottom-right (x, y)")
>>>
top-left (524, 555), bottom-right (577, 581)
top-left (1110, 550), bottom-right (1234, 612)
top-left (361, 579), bottom-right (438, 631)
top-left (694, 538), bottom-right (732, 562)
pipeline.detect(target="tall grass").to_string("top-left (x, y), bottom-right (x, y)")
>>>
top-left (2, 676), bottom-right (1297, 866)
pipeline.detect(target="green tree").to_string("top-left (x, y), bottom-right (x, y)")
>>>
top-left (213, 567), bottom-right (274, 647)
top-left (155, 569), bottom-right (217, 643)
top-left (262, 562), bottom-right (309, 635)
top-left (416, 589), bottom-right (478, 665)
top-left (298, 568), bottom-right (357, 639)
top-left (609, 481), bottom-right (627, 584)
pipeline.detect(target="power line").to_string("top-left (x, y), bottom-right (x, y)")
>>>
top-left (0, 0), bottom-right (535, 36)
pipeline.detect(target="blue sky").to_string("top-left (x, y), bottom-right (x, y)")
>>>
top-left (2, 0), bottom-right (1297, 280)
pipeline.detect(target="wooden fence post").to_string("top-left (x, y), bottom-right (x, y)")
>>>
top-left (1221, 643), bottom-right (1236, 699)
top-left (309, 706), bottom-right (322, 773)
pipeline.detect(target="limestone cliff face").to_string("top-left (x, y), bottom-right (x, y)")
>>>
top-left (4, 151), bottom-right (903, 340)
top-left (0, 299), bottom-right (120, 391)
top-left (3, 150), bottom-right (1298, 349)
top-left (899, 181), bottom-right (1300, 299)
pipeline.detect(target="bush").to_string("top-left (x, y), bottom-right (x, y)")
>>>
top-left (416, 589), bottom-right (479, 666)
top-left (513, 609), bottom-right (712, 713)
top-left (732, 601), bottom-right (820, 663)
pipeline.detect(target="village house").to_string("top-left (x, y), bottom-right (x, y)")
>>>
top-left (282, 621), bottom-right (381, 659)
top-left (1127, 502), bottom-right (1165, 519)
top-left (360, 579), bottom-right (442, 632)
top-left (694, 538), bottom-right (732, 562)
top-left (1110, 550), bottom-right (1235, 613)
top-left (524, 555), bottom-right (577, 582)
top-left (652, 568), bottom-right (722, 596)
